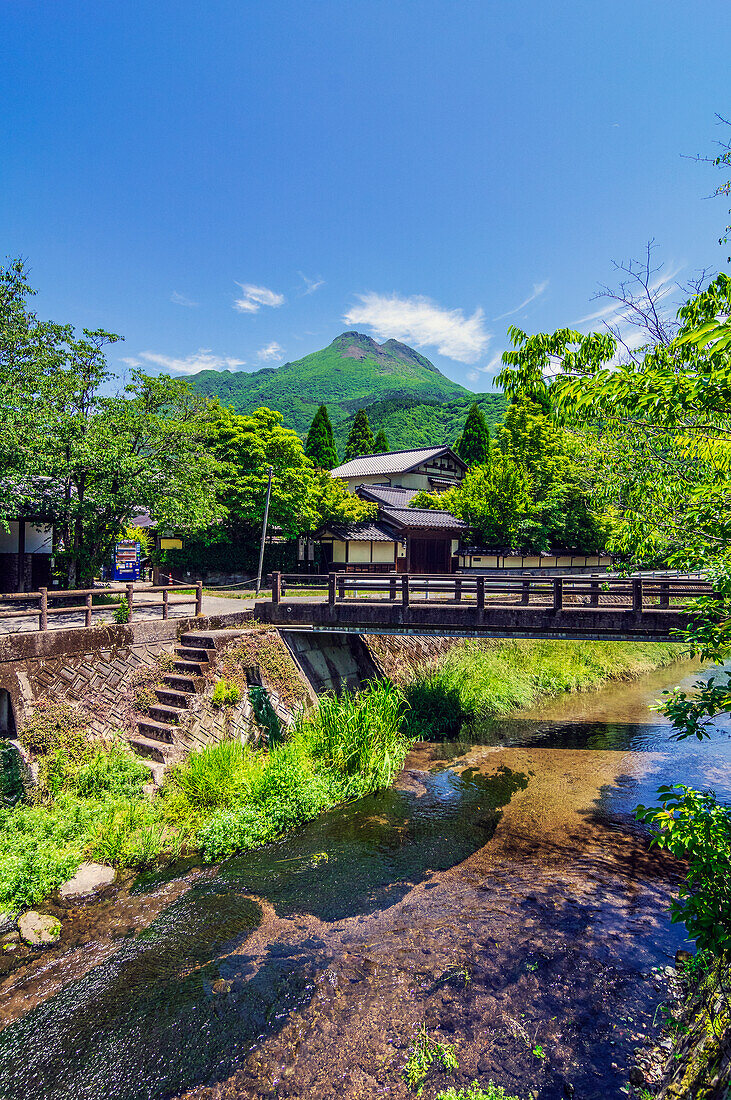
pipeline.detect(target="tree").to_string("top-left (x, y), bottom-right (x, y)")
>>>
top-left (0, 261), bottom-right (222, 586)
top-left (455, 403), bottom-right (490, 466)
top-left (373, 429), bottom-right (388, 453)
top-left (305, 404), bottom-right (338, 469)
top-left (344, 410), bottom-right (375, 460)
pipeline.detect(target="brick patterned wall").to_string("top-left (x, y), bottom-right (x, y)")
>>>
top-left (365, 634), bottom-right (468, 684)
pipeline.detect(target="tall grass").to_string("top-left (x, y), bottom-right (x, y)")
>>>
top-left (404, 639), bottom-right (681, 739)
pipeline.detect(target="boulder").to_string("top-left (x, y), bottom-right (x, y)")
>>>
top-left (59, 862), bottom-right (115, 900)
top-left (18, 912), bottom-right (61, 946)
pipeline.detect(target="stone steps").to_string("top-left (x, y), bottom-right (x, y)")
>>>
top-left (137, 717), bottom-right (176, 744)
top-left (154, 687), bottom-right (189, 708)
top-left (127, 733), bottom-right (171, 764)
top-left (148, 703), bottom-right (182, 725)
top-left (173, 658), bottom-right (207, 676)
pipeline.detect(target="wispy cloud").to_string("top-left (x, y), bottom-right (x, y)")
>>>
top-left (234, 283), bottom-right (285, 313)
top-left (493, 280), bottom-right (548, 321)
top-left (170, 291), bottom-right (198, 308)
top-left (343, 292), bottom-right (490, 364)
top-left (257, 341), bottom-right (283, 362)
top-left (298, 272), bottom-right (325, 296)
top-left (122, 349), bottom-right (246, 375)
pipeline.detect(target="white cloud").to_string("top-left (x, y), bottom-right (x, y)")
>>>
top-left (343, 292), bottom-right (490, 364)
top-left (170, 291), bottom-right (198, 308)
top-left (130, 348), bottom-right (247, 375)
top-left (234, 283), bottom-right (285, 313)
top-left (493, 280), bottom-right (548, 321)
top-left (257, 341), bottom-right (283, 362)
top-left (298, 272), bottom-right (325, 296)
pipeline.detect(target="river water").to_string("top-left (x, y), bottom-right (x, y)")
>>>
top-left (0, 659), bottom-right (730, 1100)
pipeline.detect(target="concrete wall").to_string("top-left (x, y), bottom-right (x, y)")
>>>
top-left (0, 610), bottom-right (253, 736)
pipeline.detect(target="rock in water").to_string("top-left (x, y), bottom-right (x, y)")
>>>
top-left (18, 912), bottom-right (61, 946)
top-left (629, 1066), bottom-right (645, 1087)
top-left (675, 948), bottom-right (693, 968)
top-left (0, 913), bottom-right (15, 935)
top-left (59, 862), bottom-right (115, 900)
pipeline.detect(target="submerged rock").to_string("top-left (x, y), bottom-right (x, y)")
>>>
top-left (0, 913), bottom-right (15, 935)
top-left (59, 863), bottom-right (115, 901)
top-left (18, 912), bottom-right (62, 946)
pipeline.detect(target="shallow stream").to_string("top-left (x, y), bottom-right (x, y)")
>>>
top-left (1, 659), bottom-right (730, 1100)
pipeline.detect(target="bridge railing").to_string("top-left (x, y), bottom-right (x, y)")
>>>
top-left (270, 572), bottom-right (713, 612)
top-left (0, 583), bottom-right (203, 633)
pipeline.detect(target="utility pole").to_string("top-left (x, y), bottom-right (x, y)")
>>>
top-left (255, 465), bottom-right (273, 595)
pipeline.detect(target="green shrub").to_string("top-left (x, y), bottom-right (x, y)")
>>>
top-left (198, 804), bottom-right (275, 861)
top-left (166, 739), bottom-right (255, 812)
top-left (71, 744), bottom-right (150, 800)
top-left (19, 700), bottom-right (88, 758)
top-left (405, 1024), bottom-right (458, 1093)
top-left (435, 1083), bottom-right (524, 1100)
top-left (114, 596), bottom-right (130, 624)
top-left (86, 799), bottom-right (180, 869)
top-left (211, 679), bottom-right (241, 708)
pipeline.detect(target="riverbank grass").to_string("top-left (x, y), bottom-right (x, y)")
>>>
top-left (404, 639), bottom-right (682, 739)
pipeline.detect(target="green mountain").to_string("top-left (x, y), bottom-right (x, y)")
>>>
top-left (332, 393), bottom-right (506, 454)
top-left (189, 331), bottom-right (472, 436)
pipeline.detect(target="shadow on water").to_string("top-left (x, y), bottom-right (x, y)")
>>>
top-left (0, 766), bottom-right (528, 1100)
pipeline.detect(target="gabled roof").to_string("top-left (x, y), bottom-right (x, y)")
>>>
top-left (319, 520), bottom-right (398, 542)
top-left (380, 506), bottom-right (467, 532)
top-left (358, 485), bottom-right (420, 507)
top-left (330, 445), bottom-right (466, 480)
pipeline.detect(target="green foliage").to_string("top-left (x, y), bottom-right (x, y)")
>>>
top-left (456, 402), bottom-right (490, 466)
top-left (344, 408), bottom-right (376, 460)
top-left (19, 700), bottom-right (88, 758)
top-left (114, 596), bottom-right (130, 624)
top-left (636, 786), bottom-right (731, 955)
top-left (373, 428), bottom-right (388, 452)
top-left (308, 471), bottom-right (377, 533)
top-left (166, 739), bottom-right (256, 813)
top-left (305, 404), bottom-right (338, 469)
top-left (404, 640), bottom-right (680, 738)
top-left (404, 1024), bottom-right (458, 1093)
top-left (188, 331), bottom-right (471, 437)
top-left (435, 1083), bottom-right (524, 1100)
top-left (334, 393), bottom-right (506, 454)
top-left (211, 679), bottom-right (241, 708)
top-left (0, 261), bottom-right (222, 586)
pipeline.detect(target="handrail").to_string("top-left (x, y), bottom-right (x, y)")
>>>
top-left (269, 571), bottom-right (715, 614)
top-left (0, 582), bottom-right (204, 632)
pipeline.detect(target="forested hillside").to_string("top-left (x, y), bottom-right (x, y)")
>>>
top-left (188, 331), bottom-right (472, 437)
top-left (332, 393), bottom-right (506, 452)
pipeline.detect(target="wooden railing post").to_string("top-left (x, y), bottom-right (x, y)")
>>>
top-left (162, 588), bottom-right (169, 620)
top-left (455, 577), bottom-right (462, 603)
top-left (659, 581), bottom-right (670, 608)
top-left (553, 577), bottom-right (563, 611)
top-left (590, 580), bottom-right (600, 607)
top-left (195, 581), bottom-right (203, 615)
top-left (521, 578), bottom-right (530, 605)
top-left (126, 583), bottom-right (134, 621)
top-left (337, 575), bottom-right (345, 602)
top-left (85, 592), bottom-right (92, 628)
top-left (389, 576), bottom-right (397, 602)
top-left (39, 587), bottom-right (48, 631)
top-left (328, 572), bottom-right (336, 605)
top-left (632, 578), bottom-right (643, 613)
top-left (477, 576), bottom-right (485, 610)
top-left (401, 574), bottom-right (410, 609)
top-left (272, 572), bottom-right (282, 605)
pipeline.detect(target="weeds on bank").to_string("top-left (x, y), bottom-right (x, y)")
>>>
top-left (405, 1023), bottom-right (459, 1093)
top-left (0, 680), bottom-right (411, 912)
top-left (435, 1084), bottom-right (524, 1100)
top-left (404, 639), bottom-right (680, 739)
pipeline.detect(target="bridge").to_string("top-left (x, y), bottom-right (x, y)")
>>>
top-left (255, 572), bottom-right (714, 642)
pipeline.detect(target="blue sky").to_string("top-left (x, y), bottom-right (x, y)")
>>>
top-left (3, 1), bottom-right (730, 393)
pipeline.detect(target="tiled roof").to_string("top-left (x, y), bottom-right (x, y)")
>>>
top-left (320, 521), bottom-right (398, 542)
top-left (331, 446), bottom-right (465, 479)
top-left (380, 506), bottom-right (467, 531)
top-left (358, 485), bottom-right (419, 507)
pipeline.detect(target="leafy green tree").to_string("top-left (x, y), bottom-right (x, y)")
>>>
top-left (0, 261), bottom-right (222, 586)
top-left (373, 428), bottom-right (388, 453)
top-left (344, 409), bottom-right (375, 460)
top-left (455, 402), bottom-right (490, 466)
top-left (412, 456), bottom-right (534, 549)
top-left (304, 404), bottom-right (338, 469)
top-left (308, 472), bottom-right (377, 531)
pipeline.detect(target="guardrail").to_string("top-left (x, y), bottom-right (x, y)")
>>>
top-left (0, 582), bottom-right (203, 632)
top-left (270, 572), bottom-right (713, 612)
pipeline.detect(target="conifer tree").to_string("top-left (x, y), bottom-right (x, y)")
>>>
top-left (344, 409), bottom-right (376, 460)
top-left (456, 402), bottom-right (490, 466)
top-left (373, 428), bottom-right (388, 453)
top-left (305, 404), bottom-right (338, 469)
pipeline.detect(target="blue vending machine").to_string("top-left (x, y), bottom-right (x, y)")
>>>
top-left (112, 540), bottom-right (141, 582)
